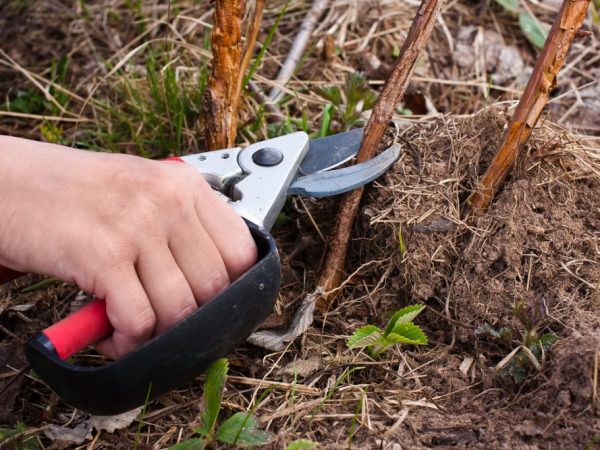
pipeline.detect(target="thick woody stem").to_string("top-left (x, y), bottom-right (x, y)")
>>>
top-left (203, 0), bottom-right (246, 150)
top-left (316, 0), bottom-right (444, 310)
top-left (468, 0), bottom-right (592, 210)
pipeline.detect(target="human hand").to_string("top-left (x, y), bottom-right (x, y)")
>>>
top-left (0, 136), bottom-right (257, 358)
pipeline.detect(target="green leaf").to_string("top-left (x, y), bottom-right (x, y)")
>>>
top-left (318, 104), bottom-right (334, 137)
top-left (196, 358), bottom-right (228, 437)
top-left (387, 323), bottom-right (428, 345)
top-left (315, 86), bottom-right (342, 105)
top-left (6, 90), bottom-right (45, 114)
top-left (168, 438), bottom-right (206, 450)
top-left (519, 11), bottom-right (550, 49)
top-left (216, 412), bottom-right (272, 447)
top-left (347, 325), bottom-right (383, 349)
top-left (493, 0), bottom-right (519, 12)
top-left (285, 439), bottom-right (317, 450)
top-left (538, 332), bottom-right (557, 349)
top-left (384, 304), bottom-right (426, 335)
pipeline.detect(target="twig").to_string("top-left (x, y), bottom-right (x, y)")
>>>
top-left (467, 0), bottom-right (592, 210)
top-left (316, 0), bottom-right (444, 310)
top-left (235, 0), bottom-right (266, 109)
top-left (203, 0), bottom-right (246, 150)
top-left (248, 80), bottom-right (286, 123)
top-left (268, 0), bottom-right (331, 102)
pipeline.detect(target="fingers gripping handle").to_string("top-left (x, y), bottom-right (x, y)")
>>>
top-left (5, 157), bottom-right (184, 359)
top-left (24, 224), bottom-right (280, 415)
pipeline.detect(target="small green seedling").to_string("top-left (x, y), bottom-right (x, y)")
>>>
top-left (170, 359), bottom-right (272, 449)
top-left (347, 304), bottom-right (428, 358)
top-left (479, 298), bottom-right (557, 386)
top-left (314, 72), bottom-right (378, 130)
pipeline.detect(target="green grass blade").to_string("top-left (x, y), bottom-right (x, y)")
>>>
top-left (493, 0), bottom-right (519, 12)
top-left (318, 104), bottom-right (334, 137)
top-left (243, 0), bottom-right (290, 88)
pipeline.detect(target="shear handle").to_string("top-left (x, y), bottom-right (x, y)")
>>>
top-left (24, 223), bottom-right (280, 415)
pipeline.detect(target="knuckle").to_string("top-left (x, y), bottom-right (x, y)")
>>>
top-left (233, 238), bottom-right (257, 276)
top-left (126, 309), bottom-right (156, 339)
top-left (162, 304), bottom-right (196, 330)
top-left (94, 231), bottom-right (135, 264)
top-left (197, 270), bottom-right (229, 302)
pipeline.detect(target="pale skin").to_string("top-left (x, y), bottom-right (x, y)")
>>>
top-left (0, 136), bottom-right (257, 359)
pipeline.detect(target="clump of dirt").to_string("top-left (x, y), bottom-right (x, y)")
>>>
top-left (349, 110), bottom-right (600, 447)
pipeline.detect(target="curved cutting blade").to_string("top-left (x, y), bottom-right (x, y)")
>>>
top-left (300, 128), bottom-right (364, 175)
top-left (288, 144), bottom-right (401, 197)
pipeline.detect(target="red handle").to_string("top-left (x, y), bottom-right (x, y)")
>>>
top-left (0, 265), bottom-right (113, 358)
top-left (43, 298), bottom-right (113, 359)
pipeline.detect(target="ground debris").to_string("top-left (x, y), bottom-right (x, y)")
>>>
top-left (350, 110), bottom-right (600, 447)
top-left (43, 423), bottom-right (92, 445)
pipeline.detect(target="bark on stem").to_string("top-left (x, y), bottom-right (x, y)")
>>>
top-left (204, 0), bottom-right (246, 150)
top-left (316, 0), bottom-right (444, 310)
top-left (468, 0), bottom-right (592, 210)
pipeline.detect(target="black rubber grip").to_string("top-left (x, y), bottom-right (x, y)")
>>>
top-left (25, 223), bottom-right (280, 415)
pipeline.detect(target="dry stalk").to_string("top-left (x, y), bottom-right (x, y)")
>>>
top-left (316, 0), bottom-right (444, 310)
top-left (235, 0), bottom-right (266, 109)
top-left (268, 0), bottom-right (331, 102)
top-left (203, 0), bottom-right (246, 150)
top-left (467, 0), bottom-right (592, 210)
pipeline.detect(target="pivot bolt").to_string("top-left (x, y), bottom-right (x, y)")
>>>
top-left (252, 148), bottom-right (283, 167)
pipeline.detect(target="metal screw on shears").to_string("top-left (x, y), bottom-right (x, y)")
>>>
top-left (252, 148), bottom-right (284, 167)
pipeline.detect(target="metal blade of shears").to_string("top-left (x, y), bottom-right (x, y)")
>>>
top-left (299, 128), bottom-right (364, 175)
top-left (288, 144), bottom-right (401, 197)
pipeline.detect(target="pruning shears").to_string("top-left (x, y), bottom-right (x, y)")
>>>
top-left (2, 129), bottom-right (401, 415)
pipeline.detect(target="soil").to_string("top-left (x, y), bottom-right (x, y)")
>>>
top-left (351, 112), bottom-right (600, 448)
top-left (1, 1), bottom-right (600, 449)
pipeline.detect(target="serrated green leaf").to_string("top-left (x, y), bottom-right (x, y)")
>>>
top-left (196, 358), bottom-right (228, 436)
top-left (493, 0), bottom-right (519, 12)
top-left (538, 332), bottom-right (557, 348)
top-left (168, 438), bottom-right (206, 450)
top-left (387, 323), bottom-right (428, 345)
top-left (384, 304), bottom-right (426, 335)
top-left (347, 325), bottom-right (383, 349)
top-left (519, 11), bottom-right (550, 49)
top-left (285, 439), bottom-right (317, 450)
top-left (216, 412), bottom-right (272, 447)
